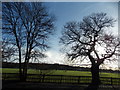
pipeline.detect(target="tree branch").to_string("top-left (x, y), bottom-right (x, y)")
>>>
top-left (101, 42), bottom-right (120, 60)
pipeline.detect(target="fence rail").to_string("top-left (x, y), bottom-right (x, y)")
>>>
top-left (2, 73), bottom-right (120, 85)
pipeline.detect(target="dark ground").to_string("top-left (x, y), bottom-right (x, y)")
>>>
top-left (2, 80), bottom-right (120, 90)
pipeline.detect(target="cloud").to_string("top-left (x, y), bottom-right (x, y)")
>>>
top-left (41, 50), bottom-right (65, 64)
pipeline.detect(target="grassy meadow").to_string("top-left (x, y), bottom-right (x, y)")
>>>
top-left (1, 68), bottom-right (120, 85)
top-left (1, 68), bottom-right (120, 78)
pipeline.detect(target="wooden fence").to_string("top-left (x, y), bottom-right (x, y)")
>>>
top-left (2, 73), bottom-right (120, 85)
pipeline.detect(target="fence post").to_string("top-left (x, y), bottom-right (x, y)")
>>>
top-left (42, 74), bottom-right (45, 83)
top-left (3, 73), bottom-right (6, 80)
top-left (78, 76), bottom-right (80, 84)
top-left (4, 73), bottom-right (7, 80)
top-left (111, 77), bottom-right (113, 85)
top-left (60, 75), bottom-right (63, 83)
top-left (39, 74), bottom-right (42, 82)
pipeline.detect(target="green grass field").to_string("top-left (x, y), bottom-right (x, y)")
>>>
top-left (1, 68), bottom-right (120, 85)
top-left (1, 68), bottom-right (120, 78)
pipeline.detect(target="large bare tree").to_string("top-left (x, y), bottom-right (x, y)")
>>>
top-left (2, 2), bottom-right (55, 81)
top-left (60, 12), bottom-right (120, 89)
top-left (2, 2), bottom-right (24, 80)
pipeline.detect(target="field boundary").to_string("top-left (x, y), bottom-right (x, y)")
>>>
top-left (2, 73), bottom-right (120, 86)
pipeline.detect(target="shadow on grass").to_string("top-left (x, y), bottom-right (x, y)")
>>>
top-left (84, 83), bottom-right (99, 90)
top-left (2, 80), bottom-right (119, 90)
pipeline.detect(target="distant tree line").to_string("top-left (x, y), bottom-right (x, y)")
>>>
top-left (2, 62), bottom-right (120, 73)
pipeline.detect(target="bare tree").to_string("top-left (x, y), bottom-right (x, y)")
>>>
top-left (60, 12), bottom-right (120, 89)
top-left (2, 2), bottom-right (55, 81)
top-left (2, 2), bottom-right (24, 80)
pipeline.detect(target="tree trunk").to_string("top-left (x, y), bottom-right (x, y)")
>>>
top-left (22, 44), bottom-right (32, 81)
top-left (91, 64), bottom-right (101, 85)
top-left (22, 62), bottom-right (28, 81)
top-left (85, 64), bottom-right (101, 90)
top-left (18, 58), bottom-right (23, 81)
top-left (18, 48), bottom-right (23, 81)
top-left (22, 53), bottom-right (31, 81)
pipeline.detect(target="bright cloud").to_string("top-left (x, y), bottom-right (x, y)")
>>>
top-left (41, 50), bottom-right (65, 64)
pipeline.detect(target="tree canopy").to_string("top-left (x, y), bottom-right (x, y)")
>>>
top-left (2, 2), bottom-right (55, 62)
top-left (60, 12), bottom-right (120, 66)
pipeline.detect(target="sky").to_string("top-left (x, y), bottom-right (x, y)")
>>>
top-left (38, 2), bottom-right (119, 70)
top-left (1, 1), bottom-right (119, 69)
